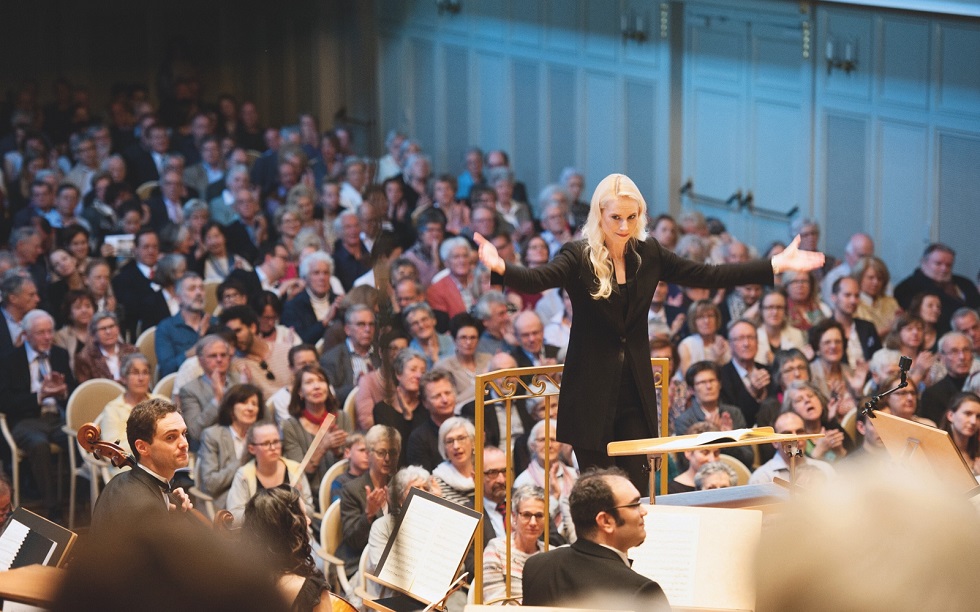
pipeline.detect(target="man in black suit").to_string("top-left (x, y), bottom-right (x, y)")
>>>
top-left (112, 228), bottom-right (166, 340)
top-left (0, 270), bottom-right (40, 357)
top-left (509, 311), bottom-right (560, 369)
top-left (319, 304), bottom-right (381, 408)
top-left (90, 398), bottom-right (193, 534)
top-left (719, 320), bottom-right (772, 427)
top-left (523, 468), bottom-right (670, 610)
top-left (894, 243), bottom-right (980, 334)
top-left (146, 169), bottom-right (189, 232)
top-left (125, 123), bottom-right (170, 186)
top-left (831, 276), bottom-right (881, 364)
top-left (0, 310), bottom-right (76, 520)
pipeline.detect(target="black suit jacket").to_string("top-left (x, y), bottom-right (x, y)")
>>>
top-left (224, 220), bottom-right (260, 263)
top-left (509, 344), bottom-right (560, 370)
top-left (0, 315), bottom-right (15, 358)
top-left (852, 317), bottom-right (882, 363)
top-left (90, 465), bottom-right (170, 535)
top-left (319, 343), bottom-right (382, 408)
top-left (125, 147), bottom-right (162, 186)
top-left (146, 195), bottom-right (189, 232)
top-left (0, 345), bottom-right (76, 426)
top-left (459, 398), bottom-right (534, 450)
top-left (112, 260), bottom-right (166, 340)
top-left (522, 538), bottom-right (670, 610)
top-left (282, 289), bottom-right (339, 345)
top-left (718, 360), bottom-right (771, 427)
top-left (499, 238), bottom-right (773, 451)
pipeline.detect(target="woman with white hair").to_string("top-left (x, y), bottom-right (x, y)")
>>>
top-left (426, 237), bottom-right (477, 319)
top-left (431, 416), bottom-right (477, 506)
top-left (281, 250), bottom-right (346, 344)
top-left (474, 172), bottom-right (825, 494)
top-left (513, 419), bottom-right (578, 501)
top-left (483, 484), bottom-right (548, 604)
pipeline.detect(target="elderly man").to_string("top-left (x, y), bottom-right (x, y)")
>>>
top-left (0, 270), bottom-right (40, 356)
top-left (719, 320), bottom-right (771, 427)
top-left (821, 233), bottom-right (875, 299)
top-left (474, 291), bottom-right (514, 355)
top-left (539, 196), bottom-right (573, 258)
top-left (182, 135), bottom-right (225, 200)
top-left (333, 211), bottom-right (370, 291)
top-left (895, 243), bottom-right (980, 334)
top-left (406, 369), bottom-right (457, 471)
top-left (90, 398), bottom-right (192, 534)
top-left (394, 278), bottom-right (449, 333)
top-left (319, 304), bottom-right (381, 408)
top-left (147, 169), bottom-right (189, 231)
top-left (522, 468), bottom-right (670, 610)
top-left (920, 332), bottom-right (975, 424)
top-left (281, 251), bottom-right (345, 344)
top-left (178, 334), bottom-right (238, 451)
top-left (0, 310), bottom-right (76, 520)
top-left (405, 303), bottom-right (454, 368)
top-left (951, 308), bottom-right (980, 362)
top-left (209, 164), bottom-right (249, 226)
top-left (510, 311), bottom-right (559, 369)
top-left (481, 446), bottom-right (510, 539)
top-left (749, 411), bottom-right (836, 485)
top-left (155, 273), bottom-right (215, 377)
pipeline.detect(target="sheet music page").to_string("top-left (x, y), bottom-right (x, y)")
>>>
top-left (377, 494), bottom-right (479, 603)
top-left (630, 508), bottom-right (700, 606)
top-left (0, 521), bottom-right (30, 571)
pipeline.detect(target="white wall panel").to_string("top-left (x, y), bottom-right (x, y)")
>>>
top-left (625, 79), bottom-right (659, 208)
top-left (583, 72), bottom-right (621, 182)
top-left (879, 17), bottom-right (930, 109)
top-left (876, 121), bottom-right (931, 277)
top-left (937, 131), bottom-right (980, 277)
top-left (545, 0), bottom-right (580, 53)
top-left (547, 66), bottom-right (578, 184)
top-left (512, 61), bottom-right (542, 201)
top-left (687, 89), bottom-right (743, 199)
top-left (476, 53), bottom-right (512, 152)
top-left (410, 39), bottom-right (436, 151)
top-left (936, 22), bottom-right (980, 116)
top-left (510, 1), bottom-right (543, 47)
top-left (443, 45), bottom-right (471, 169)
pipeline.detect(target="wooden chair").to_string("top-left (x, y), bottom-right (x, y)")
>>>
top-left (63, 379), bottom-right (126, 528)
top-left (718, 454), bottom-right (752, 486)
top-left (840, 409), bottom-right (858, 445)
top-left (203, 280), bottom-right (220, 316)
top-left (135, 180), bottom-right (158, 202)
top-left (317, 499), bottom-right (354, 597)
top-left (135, 326), bottom-right (158, 385)
top-left (152, 372), bottom-right (178, 400)
top-left (343, 387), bottom-right (358, 431)
top-left (319, 459), bottom-right (349, 515)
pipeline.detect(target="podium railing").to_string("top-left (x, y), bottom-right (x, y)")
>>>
top-left (471, 357), bottom-right (670, 604)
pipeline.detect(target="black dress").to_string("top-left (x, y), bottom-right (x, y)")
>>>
top-left (373, 399), bottom-right (423, 468)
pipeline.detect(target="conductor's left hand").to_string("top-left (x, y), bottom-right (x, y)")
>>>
top-left (474, 233), bottom-right (506, 275)
top-left (772, 235), bottom-right (826, 273)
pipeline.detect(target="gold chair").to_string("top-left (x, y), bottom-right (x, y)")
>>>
top-left (343, 387), bottom-right (358, 431)
top-left (318, 458), bottom-right (349, 517)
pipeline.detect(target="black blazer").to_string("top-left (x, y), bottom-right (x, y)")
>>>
top-left (522, 538), bottom-right (670, 610)
top-left (146, 195), bottom-right (188, 233)
top-left (718, 360), bottom-right (772, 427)
top-left (852, 317), bottom-right (882, 363)
top-left (499, 238), bottom-right (773, 451)
top-left (0, 315), bottom-right (15, 358)
top-left (509, 344), bottom-right (560, 370)
top-left (90, 465), bottom-right (170, 535)
top-left (459, 397), bottom-right (535, 451)
top-left (0, 344), bottom-right (76, 426)
top-left (112, 260), bottom-right (169, 340)
top-left (282, 289), bottom-right (339, 345)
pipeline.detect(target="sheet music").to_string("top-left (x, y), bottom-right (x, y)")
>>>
top-left (630, 509), bottom-right (700, 606)
top-left (0, 521), bottom-right (29, 571)
top-left (377, 494), bottom-right (480, 604)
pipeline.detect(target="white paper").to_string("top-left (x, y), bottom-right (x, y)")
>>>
top-left (377, 495), bottom-right (479, 603)
top-left (631, 509), bottom-right (700, 606)
top-left (0, 521), bottom-right (30, 571)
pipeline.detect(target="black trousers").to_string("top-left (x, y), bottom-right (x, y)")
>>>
top-left (575, 364), bottom-right (654, 497)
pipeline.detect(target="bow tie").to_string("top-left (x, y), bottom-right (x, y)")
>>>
top-left (153, 477), bottom-right (172, 494)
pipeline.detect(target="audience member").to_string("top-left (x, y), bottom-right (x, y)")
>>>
top-left (94, 353), bottom-right (162, 475)
top-left (220, 305), bottom-right (291, 401)
top-left (156, 272), bottom-right (213, 376)
top-left (669, 421), bottom-right (722, 494)
top-left (372, 349), bottom-right (426, 467)
top-left (198, 383), bottom-right (265, 509)
top-left (719, 319), bottom-right (770, 427)
top-left (694, 460), bottom-right (738, 490)
top-left (852, 255), bottom-right (900, 339)
top-left (406, 369), bottom-right (457, 471)
top-left (938, 392), bottom-right (980, 475)
top-left (674, 361), bottom-right (752, 465)
top-left (483, 484), bottom-right (548, 604)
top-left (677, 299), bottom-right (730, 376)
top-left (179, 334), bottom-right (238, 450)
top-left (894, 243), bottom-right (980, 333)
top-left (748, 411), bottom-right (836, 485)
top-left (430, 416), bottom-right (477, 506)
top-left (73, 310), bottom-right (138, 382)
top-left (405, 302), bottom-right (453, 367)
top-left (920, 332), bottom-right (974, 424)
top-left (281, 250), bottom-right (344, 344)
top-left (318, 303), bottom-right (380, 408)
top-left (781, 381), bottom-right (851, 463)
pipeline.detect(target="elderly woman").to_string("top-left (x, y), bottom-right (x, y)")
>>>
top-left (783, 270), bottom-right (831, 332)
top-left (373, 349), bottom-right (427, 467)
top-left (694, 461), bottom-right (738, 491)
top-left (483, 484), bottom-right (548, 605)
top-left (941, 393), bottom-right (980, 475)
top-left (807, 319), bottom-right (865, 413)
top-left (782, 381), bottom-right (851, 463)
top-left (513, 419), bottom-right (578, 502)
top-left (282, 364), bottom-right (352, 505)
top-left (181, 199), bottom-right (211, 258)
top-left (677, 299), bottom-right (731, 376)
top-left (878, 373), bottom-right (936, 427)
top-left (94, 353), bottom-right (164, 474)
top-left (430, 417), bottom-right (477, 507)
top-left (357, 328), bottom-right (410, 430)
top-left (404, 302), bottom-right (454, 367)
top-left (755, 288), bottom-right (809, 364)
top-left (241, 487), bottom-right (332, 611)
top-left (435, 314), bottom-right (491, 410)
top-left (424, 237), bottom-right (476, 319)
top-left (226, 421), bottom-right (313, 523)
top-left (337, 425), bottom-right (402, 580)
top-left (53, 289), bottom-right (96, 372)
top-left (275, 205), bottom-right (303, 257)
top-left (198, 383), bottom-right (266, 510)
top-left (74, 311), bottom-right (139, 383)
top-left (281, 250), bottom-right (346, 344)
top-left (852, 256), bottom-right (900, 339)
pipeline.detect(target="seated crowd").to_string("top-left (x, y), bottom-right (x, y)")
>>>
top-left (1, 78), bottom-right (979, 608)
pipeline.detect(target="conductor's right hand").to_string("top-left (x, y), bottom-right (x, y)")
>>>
top-left (474, 233), bottom-right (506, 275)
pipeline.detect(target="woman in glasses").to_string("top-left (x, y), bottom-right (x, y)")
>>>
top-left (227, 421), bottom-right (313, 523)
top-left (430, 417), bottom-right (477, 507)
top-left (198, 383), bottom-right (265, 510)
top-left (483, 484), bottom-right (548, 604)
top-left (281, 364), bottom-right (352, 507)
top-left (73, 310), bottom-right (138, 383)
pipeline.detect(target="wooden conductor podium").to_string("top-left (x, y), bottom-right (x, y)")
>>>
top-left (363, 488), bottom-right (481, 612)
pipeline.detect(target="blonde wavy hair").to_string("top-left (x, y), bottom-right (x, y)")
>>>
top-left (581, 174), bottom-right (649, 299)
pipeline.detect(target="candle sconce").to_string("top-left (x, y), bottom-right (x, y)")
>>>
top-left (825, 36), bottom-right (858, 75)
top-left (435, 0), bottom-right (461, 16)
top-left (621, 10), bottom-right (648, 44)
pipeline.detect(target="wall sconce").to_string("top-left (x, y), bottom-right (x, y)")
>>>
top-left (621, 10), bottom-right (647, 44)
top-left (825, 36), bottom-right (858, 75)
top-left (435, 0), bottom-right (461, 16)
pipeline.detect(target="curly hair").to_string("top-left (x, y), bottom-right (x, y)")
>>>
top-left (242, 487), bottom-right (319, 578)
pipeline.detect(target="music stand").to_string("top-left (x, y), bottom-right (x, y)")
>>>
top-left (364, 488), bottom-right (482, 612)
top-left (0, 507), bottom-right (77, 569)
top-left (870, 410), bottom-right (980, 496)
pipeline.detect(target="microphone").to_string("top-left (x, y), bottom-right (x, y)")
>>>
top-left (898, 355), bottom-right (912, 387)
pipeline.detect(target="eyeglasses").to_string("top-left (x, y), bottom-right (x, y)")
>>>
top-left (351, 321), bottom-right (376, 328)
top-left (371, 448), bottom-right (394, 459)
top-left (517, 511), bottom-right (545, 522)
top-left (693, 378), bottom-right (719, 388)
top-left (606, 500), bottom-right (643, 512)
top-left (483, 468), bottom-right (507, 478)
top-left (96, 323), bottom-right (118, 333)
top-left (258, 360), bottom-right (275, 381)
top-left (251, 439), bottom-right (282, 450)
top-left (781, 364), bottom-right (809, 375)
top-left (762, 305), bottom-right (786, 311)
top-left (444, 435), bottom-right (470, 447)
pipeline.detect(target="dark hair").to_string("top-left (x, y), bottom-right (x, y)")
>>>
top-left (251, 290), bottom-right (283, 319)
top-left (217, 277), bottom-right (248, 302)
top-left (808, 318), bottom-right (848, 357)
top-left (940, 393), bottom-right (980, 460)
top-left (287, 343), bottom-right (318, 368)
top-left (568, 467), bottom-right (629, 538)
top-left (58, 225), bottom-right (90, 252)
top-left (61, 288), bottom-right (96, 326)
top-left (884, 313), bottom-right (926, 351)
top-left (134, 226), bottom-right (158, 248)
top-left (685, 360), bottom-right (720, 388)
top-left (909, 292), bottom-right (943, 322)
top-left (922, 242), bottom-right (955, 260)
top-left (771, 349), bottom-right (811, 388)
top-left (200, 220), bottom-right (227, 246)
top-left (415, 208), bottom-right (446, 236)
top-left (288, 364), bottom-right (338, 418)
top-left (241, 487), bottom-right (319, 579)
top-left (217, 383), bottom-right (266, 427)
top-left (449, 313), bottom-right (481, 339)
top-left (219, 305), bottom-right (259, 329)
top-left (127, 398), bottom-right (180, 462)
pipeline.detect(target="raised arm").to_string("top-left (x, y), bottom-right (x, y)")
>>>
top-left (475, 232), bottom-right (575, 294)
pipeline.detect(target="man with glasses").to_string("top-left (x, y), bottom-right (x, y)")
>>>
top-left (921, 332), bottom-right (975, 424)
top-left (319, 304), bottom-right (381, 408)
top-left (522, 468), bottom-right (670, 610)
top-left (674, 361), bottom-right (752, 465)
top-left (749, 411), bottom-right (835, 485)
top-left (719, 319), bottom-right (771, 428)
top-left (481, 446), bottom-right (510, 539)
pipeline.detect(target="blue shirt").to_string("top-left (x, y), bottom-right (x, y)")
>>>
top-left (155, 313), bottom-right (217, 376)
